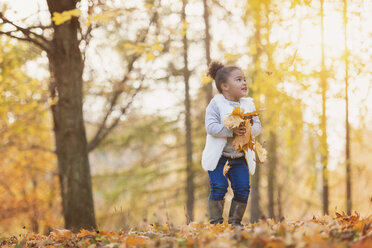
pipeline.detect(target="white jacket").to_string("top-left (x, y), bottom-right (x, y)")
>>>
top-left (201, 93), bottom-right (261, 175)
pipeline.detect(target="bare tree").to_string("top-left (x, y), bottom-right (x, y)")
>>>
top-left (320, 0), bottom-right (329, 215)
top-left (343, 0), bottom-right (352, 215)
top-left (181, 0), bottom-right (195, 224)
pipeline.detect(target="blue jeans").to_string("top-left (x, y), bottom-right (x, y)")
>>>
top-left (208, 155), bottom-right (251, 203)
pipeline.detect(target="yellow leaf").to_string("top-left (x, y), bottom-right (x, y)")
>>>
top-left (123, 42), bottom-right (133, 50)
top-left (182, 20), bottom-right (189, 30)
top-left (224, 53), bottom-right (240, 62)
top-left (49, 97), bottom-right (58, 106)
top-left (150, 43), bottom-right (164, 51)
top-left (145, 52), bottom-right (156, 61)
top-left (201, 74), bottom-right (213, 85)
top-left (218, 41), bottom-right (224, 50)
top-left (162, 223), bottom-right (169, 231)
top-left (232, 106), bottom-right (244, 116)
top-left (180, 20), bottom-right (188, 36)
top-left (52, 9), bottom-right (81, 25)
top-left (144, 3), bottom-right (153, 8)
top-left (88, 10), bottom-right (124, 23)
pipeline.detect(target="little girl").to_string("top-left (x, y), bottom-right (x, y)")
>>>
top-left (201, 61), bottom-right (262, 227)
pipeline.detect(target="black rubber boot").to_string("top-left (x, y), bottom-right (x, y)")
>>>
top-left (208, 198), bottom-right (225, 224)
top-left (228, 199), bottom-right (247, 226)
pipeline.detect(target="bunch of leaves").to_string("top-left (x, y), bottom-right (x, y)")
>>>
top-left (224, 106), bottom-right (267, 163)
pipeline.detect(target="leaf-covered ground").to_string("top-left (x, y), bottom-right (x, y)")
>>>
top-left (1, 211), bottom-right (371, 247)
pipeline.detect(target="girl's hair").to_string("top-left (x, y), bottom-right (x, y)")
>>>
top-left (207, 61), bottom-right (240, 93)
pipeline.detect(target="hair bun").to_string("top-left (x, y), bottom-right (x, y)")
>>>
top-left (207, 61), bottom-right (224, 80)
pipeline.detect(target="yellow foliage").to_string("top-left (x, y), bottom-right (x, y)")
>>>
top-left (0, 38), bottom-right (61, 234)
top-left (52, 9), bottom-right (81, 25)
top-left (201, 69), bottom-right (213, 85)
top-left (144, 3), bottom-right (153, 9)
top-left (249, 43), bottom-right (257, 55)
top-left (151, 44), bottom-right (164, 52)
top-left (224, 53), bottom-right (240, 62)
top-left (87, 10), bottom-right (124, 25)
top-left (123, 41), bottom-right (163, 62)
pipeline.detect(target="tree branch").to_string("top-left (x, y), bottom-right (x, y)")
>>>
top-left (28, 24), bottom-right (53, 30)
top-left (87, 10), bottom-right (159, 152)
top-left (0, 12), bottom-right (51, 52)
top-left (0, 140), bottom-right (56, 154)
top-left (88, 82), bottom-right (144, 152)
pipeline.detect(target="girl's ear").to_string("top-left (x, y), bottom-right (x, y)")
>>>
top-left (221, 82), bottom-right (229, 91)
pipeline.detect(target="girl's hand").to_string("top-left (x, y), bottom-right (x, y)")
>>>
top-left (244, 115), bottom-right (254, 125)
top-left (233, 123), bottom-right (246, 136)
top-left (248, 116), bottom-right (253, 125)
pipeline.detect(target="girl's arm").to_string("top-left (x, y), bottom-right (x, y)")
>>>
top-left (205, 99), bottom-right (234, 138)
top-left (250, 101), bottom-right (262, 137)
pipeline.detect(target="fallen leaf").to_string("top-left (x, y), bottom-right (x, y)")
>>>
top-left (77, 229), bottom-right (97, 238)
top-left (223, 160), bottom-right (231, 176)
top-left (50, 228), bottom-right (73, 240)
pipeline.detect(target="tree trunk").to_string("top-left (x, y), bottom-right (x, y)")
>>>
top-left (182, 0), bottom-right (194, 224)
top-left (250, 156), bottom-right (261, 223)
top-left (277, 184), bottom-right (283, 220)
top-left (267, 130), bottom-right (276, 219)
top-left (262, 0), bottom-right (277, 221)
top-left (320, 0), bottom-right (329, 215)
top-left (202, 0), bottom-right (213, 104)
top-left (249, 5), bottom-right (263, 223)
top-left (343, 0), bottom-right (352, 216)
top-left (46, 0), bottom-right (96, 231)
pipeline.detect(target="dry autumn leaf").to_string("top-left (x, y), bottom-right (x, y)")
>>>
top-left (224, 115), bottom-right (244, 129)
top-left (224, 106), bottom-right (264, 133)
top-left (126, 236), bottom-right (147, 246)
top-left (50, 228), bottom-right (73, 240)
top-left (223, 160), bottom-right (231, 176)
top-left (224, 106), bottom-right (264, 154)
top-left (255, 141), bottom-right (267, 163)
top-left (232, 120), bottom-right (253, 152)
top-left (77, 228), bottom-right (97, 238)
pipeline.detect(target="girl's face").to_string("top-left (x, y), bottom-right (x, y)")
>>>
top-left (222, 69), bottom-right (248, 100)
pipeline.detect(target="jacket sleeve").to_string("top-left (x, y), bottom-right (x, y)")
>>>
top-left (250, 98), bottom-right (262, 137)
top-left (205, 99), bottom-right (234, 138)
